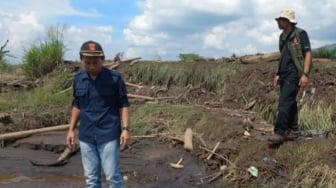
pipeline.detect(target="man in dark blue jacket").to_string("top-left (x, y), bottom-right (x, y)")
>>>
top-left (66, 40), bottom-right (130, 188)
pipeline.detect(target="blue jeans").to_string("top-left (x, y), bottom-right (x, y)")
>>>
top-left (79, 139), bottom-right (124, 188)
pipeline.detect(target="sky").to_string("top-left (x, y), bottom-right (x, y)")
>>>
top-left (0, 0), bottom-right (335, 63)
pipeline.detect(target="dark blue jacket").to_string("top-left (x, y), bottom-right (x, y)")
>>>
top-left (72, 67), bottom-right (129, 144)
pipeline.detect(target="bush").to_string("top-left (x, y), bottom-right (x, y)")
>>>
top-left (312, 47), bottom-right (336, 59)
top-left (179, 53), bottom-right (200, 62)
top-left (22, 25), bottom-right (66, 79)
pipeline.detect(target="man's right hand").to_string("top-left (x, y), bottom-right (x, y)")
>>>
top-left (273, 75), bottom-right (280, 87)
top-left (66, 130), bottom-right (75, 149)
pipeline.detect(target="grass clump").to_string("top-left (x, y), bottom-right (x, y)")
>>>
top-left (276, 141), bottom-right (336, 188)
top-left (125, 61), bottom-right (239, 93)
top-left (22, 25), bottom-right (66, 79)
top-left (299, 101), bottom-right (334, 131)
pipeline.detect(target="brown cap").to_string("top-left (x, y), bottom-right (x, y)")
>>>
top-left (79, 40), bottom-right (104, 58)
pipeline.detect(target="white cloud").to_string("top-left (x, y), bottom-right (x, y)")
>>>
top-left (0, 0), bottom-right (105, 63)
top-left (125, 0), bottom-right (336, 59)
top-left (203, 26), bottom-right (229, 50)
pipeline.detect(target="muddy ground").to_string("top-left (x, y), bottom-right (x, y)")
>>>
top-left (1, 59), bottom-right (336, 187)
top-left (0, 107), bottom-right (273, 188)
top-left (0, 131), bottom-right (215, 188)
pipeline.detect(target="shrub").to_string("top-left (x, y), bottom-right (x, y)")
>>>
top-left (179, 53), bottom-right (200, 62)
top-left (22, 25), bottom-right (66, 79)
top-left (312, 47), bottom-right (336, 59)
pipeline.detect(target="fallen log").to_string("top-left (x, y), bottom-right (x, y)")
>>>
top-left (122, 57), bottom-right (141, 63)
top-left (126, 82), bottom-right (144, 89)
top-left (0, 124), bottom-right (70, 141)
top-left (240, 52), bottom-right (280, 64)
top-left (127, 94), bottom-right (155, 100)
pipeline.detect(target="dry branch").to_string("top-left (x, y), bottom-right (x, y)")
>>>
top-left (199, 145), bottom-right (236, 167)
top-left (206, 142), bottom-right (221, 160)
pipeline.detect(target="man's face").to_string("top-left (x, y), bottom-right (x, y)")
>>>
top-left (276, 18), bottom-right (289, 30)
top-left (81, 56), bottom-right (103, 76)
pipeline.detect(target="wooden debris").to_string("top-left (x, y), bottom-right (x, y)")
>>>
top-left (55, 87), bottom-right (72, 95)
top-left (198, 135), bottom-right (207, 147)
top-left (123, 57), bottom-right (141, 65)
top-left (244, 99), bottom-right (257, 110)
top-left (0, 124), bottom-right (70, 141)
top-left (170, 157), bottom-right (184, 169)
top-left (240, 52), bottom-right (280, 64)
top-left (199, 145), bottom-right (235, 167)
top-left (183, 128), bottom-right (193, 151)
top-left (206, 142), bottom-right (221, 160)
top-left (127, 94), bottom-right (155, 101)
top-left (30, 145), bottom-right (80, 167)
top-left (126, 82), bottom-right (143, 89)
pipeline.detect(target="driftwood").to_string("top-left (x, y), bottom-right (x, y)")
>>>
top-left (30, 145), bottom-right (80, 167)
top-left (240, 52), bottom-right (280, 64)
top-left (0, 124), bottom-right (70, 141)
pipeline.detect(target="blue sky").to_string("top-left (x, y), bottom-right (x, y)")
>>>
top-left (0, 0), bottom-right (335, 63)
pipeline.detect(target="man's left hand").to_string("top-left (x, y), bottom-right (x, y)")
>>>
top-left (299, 75), bottom-right (309, 89)
top-left (120, 130), bottom-right (131, 150)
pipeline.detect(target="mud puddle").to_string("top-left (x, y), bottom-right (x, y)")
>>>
top-left (0, 132), bottom-right (217, 188)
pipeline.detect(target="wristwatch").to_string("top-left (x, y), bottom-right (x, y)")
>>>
top-left (303, 72), bottom-right (309, 77)
top-left (122, 126), bottom-right (130, 132)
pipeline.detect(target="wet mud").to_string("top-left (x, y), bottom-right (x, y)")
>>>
top-left (0, 131), bottom-right (218, 188)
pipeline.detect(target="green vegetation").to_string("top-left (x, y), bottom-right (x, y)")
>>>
top-left (125, 61), bottom-right (240, 92)
top-left (0, 61), bottom-right (14, 73)
top-left (0, 85), bottom-right (72, 112)
top-left (313, 47), bottom-right (336, 59)
top-left (179, 53), bottom-right (200, 62)
top-left (299, 101), bottom-right (334, 131)
top-left (277, 141), bottom-right (336, 188)
top-left (22, 25), bottom-right (66, 79)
